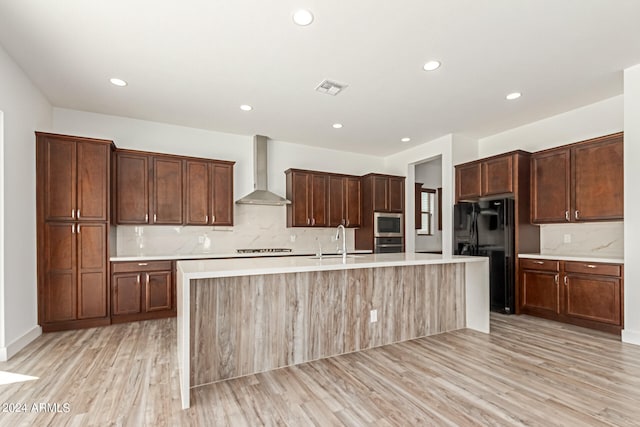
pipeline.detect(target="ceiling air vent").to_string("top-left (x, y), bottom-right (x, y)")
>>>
top-left (315, 79), bottom-right (348, 96)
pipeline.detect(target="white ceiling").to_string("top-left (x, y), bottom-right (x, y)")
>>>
top-left (1, 0), bottom-right (640, 156)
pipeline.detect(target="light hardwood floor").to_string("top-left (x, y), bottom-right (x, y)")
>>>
top-left (1, 314), bottom-right (640, 426)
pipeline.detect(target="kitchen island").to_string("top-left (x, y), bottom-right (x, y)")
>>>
top-left (176, 253), bottom-right (489, 409)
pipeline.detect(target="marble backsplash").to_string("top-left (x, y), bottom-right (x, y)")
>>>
top-left (539, 221), bottom-right (623, 258)
top-left (115, 204), bottom-right (354, 256)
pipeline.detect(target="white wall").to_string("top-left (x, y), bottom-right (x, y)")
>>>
top-left (385, 134), bottom-right (455, 255)
top-left (623, 65), bottom-right (640, 345)
top-left (0, 45), bottom-right (52, 360)
top-left (479, 95), bottom-right (623, 157)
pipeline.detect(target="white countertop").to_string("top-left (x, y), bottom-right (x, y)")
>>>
top-left (177, 252), bottom-right (487, 279)
top-left (110, 249), bottom-right (372, 262)
top-left (518, 253), bottom-right (624, 264)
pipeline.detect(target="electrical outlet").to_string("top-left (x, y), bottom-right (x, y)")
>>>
top-left (563, 234), bottom-right (571, 243)
top-left (290, 234), bottom-right (296, 242)
top-left (370, 309), bottom-right (378, 323)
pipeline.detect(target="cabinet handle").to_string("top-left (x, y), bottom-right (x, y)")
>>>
top-left (77, 209), bottom-right (80, 219)
top-left (138, 263), bottom-right (148, 266)
top-left (564, 276), bottom-right (568, 286)
top-left (77, 224), bottom-right (80, 234)
top-left (554, 274), bottom-right (559, 285)
top-left (212, 215), bottom-right (215, 223)
top-left (586, 264), bottom-right (597, 269)
top-left (71, 224), bottom-right (75, 234)
top-left (565, 211), bottom-right (569, 222)
top-left (575, 210), bottom-right (580, 220)
top-left (311, 218), bottom-right (315, 226)
top-left (346, 219), bottom-right (350, 227)
top-left (154, 214), bottom-right (157, 223)
top-left (307, 218), bottom-right (310, 225)
top-left (205, 215), bottom-right (208, 223)
top-left (145, 213), bottom-right (149, 222)
top-left (533, 261), bottom-right (544, 265)
top-left (72, 209), bottom-right (75, 219)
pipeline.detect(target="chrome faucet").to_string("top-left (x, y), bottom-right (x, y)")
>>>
top-left (336, 224), bottom-right (347, 260)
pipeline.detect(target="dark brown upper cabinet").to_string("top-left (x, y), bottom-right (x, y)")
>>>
top-left (367, 174), bottom-right (405, 213)
top-left (115, 150), bottom-right (234, 226)
top-left (455, 151), bottom-right (528, 202)
top-left (41, 134), bottom-right (110, 222)
top-left (286, 169), bottom-right (328, 227)
top-left (185, 160), bottom-right (234, 226)
top-left (531, 132), bottom-right (623, 223)
top-left (328, 175), bottom-right (362, 227)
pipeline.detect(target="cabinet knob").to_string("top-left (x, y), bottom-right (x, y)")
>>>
top-left (564, 276), bottom-right (568, 286)
top-left (575, 210), bottom-right (580, 220)
top-left (554, 274), bottom-right (559, 285)
top-left (565, 211), bottom-right (569, 222)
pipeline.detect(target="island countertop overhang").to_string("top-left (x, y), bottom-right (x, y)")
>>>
top-left (177, 252), bottom-right (487, 279)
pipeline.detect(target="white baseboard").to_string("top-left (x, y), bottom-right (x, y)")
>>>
top-left (0, 325), bottom-right (42, 361)
top-left (622, 329), bottom-right (640, 346)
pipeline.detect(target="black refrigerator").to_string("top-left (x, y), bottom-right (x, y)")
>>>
top-left (454, 198), bottom-right (515, 314)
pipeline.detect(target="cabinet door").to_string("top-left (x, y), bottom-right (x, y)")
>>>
top-left (76, 223), bottom-right (107, 319)
top-left (76, 142), bottom-right (109, 222)
top-left (145, 271), bottom-right (172, 312)
top-left (116, 153), bottom-right (149, 224)
top-left (572, 137), bottom-right (623, 221)
top-left (344, 177), bottom-right (361, 227)
top-left (152, 156), bottom-right (184, 224)
top-left (531, 149), bottom-right (570, 223)
top-left (328, 175), bottom-right (345, 226)
top-left (455, 163), bottom-right (481, 202)
top-left (43, 136), bottom-right (76, 221)
top-left (309, 174), bottom-right (328, 226)
top-left (482, 156), bottom-right (513, 196)
top-left (520, 269), bottom-right (560, 316)
top-left (372, 175), bottom-right (389, 212)
top-left (112, 273), bottom-right (142, 315)
top-left (289, 171), bottom-right (310, 226)
top-left (211, 163), bottom-right (234, 225)
top-left (564, 274), bottom-right (621, 325)
top-left (388, 177), bottom-right (404, 213)
top-left (185, 160), bottom-right (210, 225)
top-left (43, 223), bottom-right (77, 323)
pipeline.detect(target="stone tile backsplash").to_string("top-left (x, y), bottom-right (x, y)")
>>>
top-left (115, 204), bottom-right (354, 256)
top-left (540, 221), bottom-right (623, 258)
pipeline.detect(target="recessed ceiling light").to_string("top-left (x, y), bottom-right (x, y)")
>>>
top-left (422, 60), bottom-right (441, 71)
top-left (506, 92), bottom-right (522, 100)
top-left (401, 137), bottom-right (411, 142)
top-left (240, 104), bottom-right (253, 111)
top-left (109, 78), bottom-right (127, 87)
top-left (332, 123), bottom-right (343, 129)
top-left (293, 9), bottom-right (314, 26)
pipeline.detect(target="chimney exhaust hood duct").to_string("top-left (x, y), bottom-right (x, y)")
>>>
top-left (235, 135), bottom-right (291, 206)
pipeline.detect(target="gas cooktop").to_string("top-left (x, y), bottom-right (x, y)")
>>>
top-left (236, 248), bottom-right (293, 254)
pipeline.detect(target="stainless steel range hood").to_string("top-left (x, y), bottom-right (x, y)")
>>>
top-left (235, 135), bottom-right (291, 206)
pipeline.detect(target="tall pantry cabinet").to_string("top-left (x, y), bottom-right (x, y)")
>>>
top-left (36, 132), bottom-right (113, 332)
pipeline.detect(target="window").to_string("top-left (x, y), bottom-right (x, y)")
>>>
top-left (418, 188), bottom-right (435, 235)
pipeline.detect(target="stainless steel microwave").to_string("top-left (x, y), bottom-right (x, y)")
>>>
top-left (373, 212), bottom-right (404, 237)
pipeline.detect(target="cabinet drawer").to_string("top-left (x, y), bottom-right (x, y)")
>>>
top-left (520, 258), bottom-right (559, 272)
top-left (564, 261), bottom-right (621, 277)
top-left (112, 260), bottom-right (174, 273)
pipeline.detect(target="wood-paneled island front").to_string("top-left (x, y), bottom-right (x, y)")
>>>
top-left (176, 253), bottom-right (489, 409)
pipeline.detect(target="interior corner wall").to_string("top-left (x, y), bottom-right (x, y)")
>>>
top-left (384, 134), bottom-right (455, 255)
top-left (623, 65), bottom-right (640, 345)
top-left (478, 95), bottom-right (623, 157)
top-left (0, 44), bottom-right (52, 360)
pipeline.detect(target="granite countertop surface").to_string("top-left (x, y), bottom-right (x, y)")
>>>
top-left (518, 253), bottom-right (624, 264)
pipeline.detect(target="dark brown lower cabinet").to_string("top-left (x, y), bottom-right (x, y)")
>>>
top-left (111, 261), bottom-right (175, 323)
top-left (40, 222), bottom-right (110, 332)
top-left (519, 258), bottom-right (623, 334)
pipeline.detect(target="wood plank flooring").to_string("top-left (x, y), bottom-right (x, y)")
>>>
top-left (1, 314), bottom-right (640, 426)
